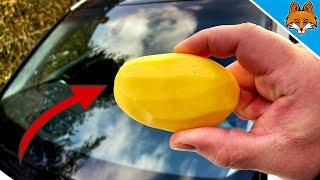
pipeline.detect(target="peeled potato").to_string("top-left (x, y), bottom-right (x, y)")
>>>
top-left (114, 53), bottom-right (239, 132)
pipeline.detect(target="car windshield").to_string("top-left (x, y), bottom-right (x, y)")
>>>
top-left (0, 0), bottom-right (271, 179)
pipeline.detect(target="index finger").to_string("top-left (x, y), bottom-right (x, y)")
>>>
top-left (174, 23), bottom-right (299, 75)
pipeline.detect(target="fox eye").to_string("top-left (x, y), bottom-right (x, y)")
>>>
top-left (304, 19), bottom-right (308, 23)
top-left (295, 19), bottom-right (299, 23)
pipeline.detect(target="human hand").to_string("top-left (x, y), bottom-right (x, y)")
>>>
top-left (169, 23), bottom-right (320, 180)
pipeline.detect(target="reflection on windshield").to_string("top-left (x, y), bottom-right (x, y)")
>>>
top-left (90, 5), bottom-right (197, 58)
top-left (0, 0), bottom-right (271, 179)
top-left (59, 102), bottom-right (230, 178)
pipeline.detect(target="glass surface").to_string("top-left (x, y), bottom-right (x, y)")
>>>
top-left (0, 0), bottom-right (270, 179)
top-left (119, 0), bottom-right (184, 5)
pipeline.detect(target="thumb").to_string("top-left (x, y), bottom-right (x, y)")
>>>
top-left (170, 127), bottom-right (271, 169)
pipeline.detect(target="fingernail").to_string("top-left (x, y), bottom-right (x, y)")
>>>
top-left (171, 143), bottom-right (197, 152)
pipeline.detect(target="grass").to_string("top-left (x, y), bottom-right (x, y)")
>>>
top-left (0, 0), bottom-right (77, 86)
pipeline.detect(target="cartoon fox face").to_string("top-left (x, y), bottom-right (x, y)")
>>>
top-left (286, 2), bottom-right (317, 35)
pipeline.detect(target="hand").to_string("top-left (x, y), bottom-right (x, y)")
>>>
top-left (169, 23), bottom-right (320, 180)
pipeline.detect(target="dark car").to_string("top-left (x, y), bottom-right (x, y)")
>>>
top-left (0, 0), bottom-right (273, 179)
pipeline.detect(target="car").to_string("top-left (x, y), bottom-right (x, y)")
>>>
top-left (0, 0), bottom-right (276, 179)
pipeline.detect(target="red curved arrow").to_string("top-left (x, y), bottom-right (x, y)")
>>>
top-left (18, 85), bottom-right (105, 163)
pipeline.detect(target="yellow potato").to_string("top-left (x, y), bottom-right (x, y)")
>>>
top-left (114, 53), bottom-right (239, 132)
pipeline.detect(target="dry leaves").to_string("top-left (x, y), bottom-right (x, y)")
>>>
top-left (0, 0), bottom-right (77, 86)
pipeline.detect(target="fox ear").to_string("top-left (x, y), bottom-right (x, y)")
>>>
top-left (303, 2), bottom-right (314, 14)
top-left (289, 2), bottom-right (300, 14)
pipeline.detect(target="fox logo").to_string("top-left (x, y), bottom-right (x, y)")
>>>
top-left (286, 2), bottom-right (317, 35)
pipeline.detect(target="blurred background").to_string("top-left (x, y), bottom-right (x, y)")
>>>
top-left (0, 0), bottom-right (77, 87)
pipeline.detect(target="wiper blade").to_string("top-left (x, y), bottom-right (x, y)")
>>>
top-left (39, 51), bottom-right (92, 84)
top-left (70, 0), bottom-right (88, 11)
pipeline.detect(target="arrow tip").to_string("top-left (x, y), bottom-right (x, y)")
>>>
top-left (70, 85), bottom-right (106, 110)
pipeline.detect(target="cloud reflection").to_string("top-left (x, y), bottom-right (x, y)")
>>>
top-left (59, 102), bottom-right (230, 178)
top-left (64, 106), bottom-right (169, 173)
top-left (89, 5), bottom-right (197, 58)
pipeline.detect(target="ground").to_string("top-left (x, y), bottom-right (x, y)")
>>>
top-left (0, 0), bottom-right (77, 86)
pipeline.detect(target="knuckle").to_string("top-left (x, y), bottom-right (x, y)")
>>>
top-left (239, 22), bottom-right (262, 35)
top-left (240, 22), bottom-right (257, 29)
top-left (213, 149), bottom-right (230, 167)
top-left (200, 27), bottom-right (212, 36)
top-left (198, 146), bottom-right (230, 168)
top-left (201, 28), bottom-right (219, 54)
top-left (238, 23), bottom-right (268, 47)
top-left (226, 130), bottom-right (251, 168)
top-left (226, 144), bottom-right (249, 168)
top-left (198, 130), bottom-right (251, 168)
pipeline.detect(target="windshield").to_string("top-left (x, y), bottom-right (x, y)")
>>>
top-left (0, 0), bottom-right (271, 179)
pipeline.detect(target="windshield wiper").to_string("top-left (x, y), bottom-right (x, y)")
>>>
top-left (16, 51), bottom-right (103, 92)
top-left (39, 51), bottom-right (93, 84)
